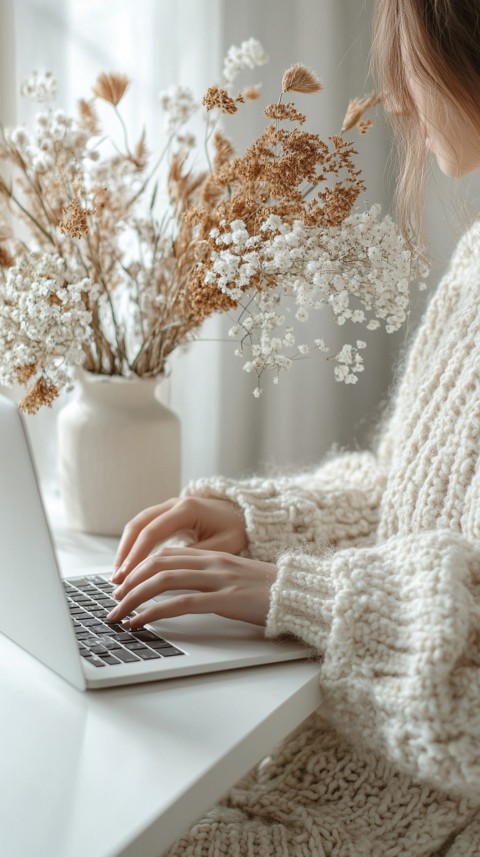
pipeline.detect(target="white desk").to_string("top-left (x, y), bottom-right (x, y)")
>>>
top-left (0, 491), bottom-right (322, 857)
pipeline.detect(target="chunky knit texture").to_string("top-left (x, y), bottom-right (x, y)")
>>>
top-left (165, 223), bottom-right (480, 857)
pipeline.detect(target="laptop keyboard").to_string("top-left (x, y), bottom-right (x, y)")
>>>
top-left (63, 575), bottom-right (185, 668)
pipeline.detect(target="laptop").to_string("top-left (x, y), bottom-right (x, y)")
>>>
top-left (0, 394), bottom-right (313, 690)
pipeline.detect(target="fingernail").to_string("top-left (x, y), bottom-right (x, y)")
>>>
top-left (113, 588), bottom-right (122, 600)
top-left (106, 608), bottom-right (119, 622)
top-left (111, 564), bottom-right (126, 582)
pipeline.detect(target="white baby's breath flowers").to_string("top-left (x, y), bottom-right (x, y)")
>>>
top-left (0, 65), bottom-right (212, 410)
top-left (20, 71), bottom-right (58, 103)
top-left (158, 84), bottom-right (199, 136)
top-left (207, 205), bottom-right (427, 393)
top-left (0, 253), bottom-right (96, 396)
top-left (0, 46), bottom-right (428, 410)
top-left (223, 38), bottom-right (269, 84)
top-left (5, 107), bottom-right (90, 181)
top-left (333, 340), bottom-right (367, 384)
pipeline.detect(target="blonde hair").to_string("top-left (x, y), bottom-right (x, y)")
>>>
top-left (371, 0), bottom-right (480, 239)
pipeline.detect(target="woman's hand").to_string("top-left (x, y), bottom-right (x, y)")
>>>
top-left (106, 546), bottom-right (277, 628)
top-left (112, 496), bottom-right (248, 584)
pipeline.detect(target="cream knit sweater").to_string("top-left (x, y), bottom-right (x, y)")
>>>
top-left (166, 223), bottom-right (480, 857)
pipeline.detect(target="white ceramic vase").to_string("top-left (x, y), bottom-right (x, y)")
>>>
top-left (57, 370), bottom-right (181, 536)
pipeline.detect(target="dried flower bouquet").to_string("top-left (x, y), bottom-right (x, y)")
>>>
top-left (0, 39), bottom-right (426, 412)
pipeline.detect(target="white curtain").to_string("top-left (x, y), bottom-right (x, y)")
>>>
top-left (0, 0), bottom-right (15, 123)
top-left (3, 0), bottom-right (476, 491)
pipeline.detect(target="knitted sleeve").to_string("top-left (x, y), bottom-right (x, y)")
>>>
top-left (181, 450), bottom-right (387, 562)
top-left (266, 527), bottom-right (480, 799)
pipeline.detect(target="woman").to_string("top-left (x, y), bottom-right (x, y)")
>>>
top-left (108, 1), bottom-right (480, 854)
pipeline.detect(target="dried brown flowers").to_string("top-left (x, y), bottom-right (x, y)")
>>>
top-left (264, 102), bottom-right (306, 124)
top-left (0, 42), bottom-right (424, 409)
top-left (0, 246), bottom-right (14, 268)
top-left (78, 98), bottom-right (100, 134)
top-left (282, 63), bottom-right (322, 94)
top-left (59, 200), bottom-right (95, 239)
top-left (20, 376), bottom-right (59, 414)
top-left (93, 72), bottom-right (130, 106)
top-left (203, 87), bottom-right (239, 114)
top-left (239, 85), bottom-right (262, 101)
top-left (341, 92), bottom-right (382, 132)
